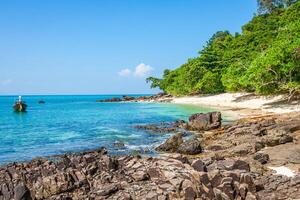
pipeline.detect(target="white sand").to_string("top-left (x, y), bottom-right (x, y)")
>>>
top-left (170, 93), bottom-right (300, 115)
top-left (268, 166), bottom-right (296, 177)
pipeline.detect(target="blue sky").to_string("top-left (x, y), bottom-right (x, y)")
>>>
top-left (0, 0), bottom-right (257, 95)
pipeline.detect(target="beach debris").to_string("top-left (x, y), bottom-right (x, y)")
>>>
top-left (268, 166), bottom-right (296, 177)
top-left (13, 96), bottom-right (27, 112)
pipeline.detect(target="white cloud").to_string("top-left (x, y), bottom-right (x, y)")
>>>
top-left (133, 63), bottom-right (153, 77)
top-left (118, 68), bottom-right (132, 77)
top-left (1, 79), bottom-right (13, 86)
top-left (118, 63), bottom-right (154, 78)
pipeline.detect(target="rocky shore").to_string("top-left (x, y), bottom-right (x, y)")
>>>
top-left (96, 93), bottom-right (173, 103)
top-left (1, 111), bottom-right (300, 199)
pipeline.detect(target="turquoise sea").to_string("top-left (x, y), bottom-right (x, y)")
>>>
top-left (0, 95), bottom-right (219, 165)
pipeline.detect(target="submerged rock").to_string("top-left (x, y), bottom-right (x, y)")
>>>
top-left (96, 97), bottom-right (122, 102)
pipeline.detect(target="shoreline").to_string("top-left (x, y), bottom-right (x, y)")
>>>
top-left (1, 94), bottom-right (300, 199)
top-left (142, 92), bottom-right (300, 119)
top-left (1, 110), bottom-right (299, 199)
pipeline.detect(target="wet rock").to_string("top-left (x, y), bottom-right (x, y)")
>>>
top-left (173, 120), bottom-right (189, 129)
top-left (113, 141), bottom-right (125, 148)
top-left (155, 133), bottom-right (183, 152)
top-left (134, 123), bottom-right (177, 133)
top-left (122, 96), bottom-right (135, 101)
top-left (96, 97), bottom-right (122, 102)
top-left (188, 112), bottom-right (222, 131)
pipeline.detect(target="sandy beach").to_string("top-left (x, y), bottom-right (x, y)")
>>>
top-left (167, 93), bottom-right (300, 118)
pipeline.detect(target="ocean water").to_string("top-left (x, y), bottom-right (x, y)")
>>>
top-left (0, 95), bottom-right (219, 165)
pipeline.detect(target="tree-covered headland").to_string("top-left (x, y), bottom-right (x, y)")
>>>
top-left (146, 0), bottom-right (300, 98)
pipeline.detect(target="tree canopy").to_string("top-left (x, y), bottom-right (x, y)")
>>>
top-left (147, 0), bottom-right (300, 97)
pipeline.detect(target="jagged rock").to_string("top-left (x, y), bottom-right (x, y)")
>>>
top-left (96, 97), bottom-right (122, 102)
top-left (155, 133), bottom-right (183, 152)
top-left (173, 120), bottom-right (189, 129)
top-left (14, 183), bottom-right (31, 200)
top-left (262, 129), bottom-right (293, 147)
top-left (191, 159), bottom-right (207, 172)
top-left (156, 134), bottom-right (202, 155)
top-left (177, 138), bottom-right (202, 155)
top-left (181, 179), bottom-right (197, 200)
top-left (188, 112), bottom-right (222, 131)
top-left (134, 123), bottom-right (177, 133)
top-left (0, 148), bottom-right (260, 200)
top-left (113, 141), bottom-right (125, 147)
top-left (96, 184), bottom-right (119, 196)
top-left (253, 152), bottom-right (269, 164)
top-left (231, 143), bottom-right (253, 156)
top-left (207, 159), bottom-right (250, 172)
top-left (122, 96), bottom-right (135, 101)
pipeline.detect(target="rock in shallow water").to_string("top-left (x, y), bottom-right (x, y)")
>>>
top-left (188, 111), bottom-right (222, 131)
top-left (155, 133), bottom-right (202, 155)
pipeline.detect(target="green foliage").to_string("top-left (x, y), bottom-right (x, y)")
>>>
top-left (146, 1), bottom-right (300, 96)
top-left (146, 77), bottom-right (162, 89)
top-left (196, 71), bottom-right (224, 94)
top-left (257, 0), bottom-right (297, 14)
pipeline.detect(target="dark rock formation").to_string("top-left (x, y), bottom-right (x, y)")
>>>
top-left (96, 93), bottom-right (173, 103)
top-left (134, 122), bottom-right (178, 133)
top-left (1, 112), bottom-right (300, 199)
top-left (38, 100), bottom-right (45, 104)
top-left (255, 174), bottom-right (300, 200)
top-left (188, 111), bottom-right (222, 131)
top-left (155, 132), bottom-right (183, 152)
top-left (96, 97), bottom-right (122, 102)
top-left (177, 137), bottom-right (202, 155)
top-left (156, 133), bottom-right (202, 155)
top-left (0, 148), bottom-right (259, 200)
top-left (253, 152), bottom-right (270, 164)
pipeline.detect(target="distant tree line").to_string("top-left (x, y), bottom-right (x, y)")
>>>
top-left (146, 0), bottom-right (300, 98)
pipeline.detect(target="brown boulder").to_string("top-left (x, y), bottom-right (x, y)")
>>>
top-left (155, 133), bottom-right (183, 152)
top-left (188, 112), bottom-right (222, 131)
